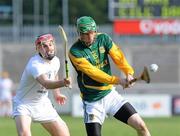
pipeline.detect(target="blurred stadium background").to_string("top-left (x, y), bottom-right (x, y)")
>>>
top-left (1, 0), bottom-right (180, 120)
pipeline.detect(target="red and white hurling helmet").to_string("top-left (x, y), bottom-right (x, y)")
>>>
top-left (35, 33), bottom-right (54, 46)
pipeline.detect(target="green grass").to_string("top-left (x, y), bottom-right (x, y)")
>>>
top-left (1, 115), bottom-right (180, 136)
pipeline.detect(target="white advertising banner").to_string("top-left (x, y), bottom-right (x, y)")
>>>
top-left (72, 94), bottom-right (172, 117)
top-left (124, 94), bottom-right (172, 117)
top-left (71, 94), bottom-right (83, 117)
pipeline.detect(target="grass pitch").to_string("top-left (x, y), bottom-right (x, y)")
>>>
top-left (1, 115), bottom-right (180, 136)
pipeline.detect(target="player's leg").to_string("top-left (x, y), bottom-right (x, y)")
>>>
top-left (83, 99), bottom-right (106, 136)
top-left (114, 102), bottom-right (151, 136)
top-left (0, 101), bottom-right (6, 116)
top-left (7, 100), bottom-right (13, 116)
top-left (36, 99), bottom-right (70, 136)
top-left (41, 117), bottom-right (70, 136)
top-left (4, 100), bottom-right (12, 116)
top-left (85, 123), bottom-right (102, 136)
top-left (0, 101), bottom-right (2, 116)
top-left (127, 113), bottom-right (151, 136)
top-left (14, 115), bottom-right (32, 136)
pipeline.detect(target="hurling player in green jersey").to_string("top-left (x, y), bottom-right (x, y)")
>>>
top-left (69, 16), bottom-right (151, 136)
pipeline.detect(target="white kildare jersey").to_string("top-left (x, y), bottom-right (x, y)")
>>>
top-left (13, 54), bottom-right (60, 103)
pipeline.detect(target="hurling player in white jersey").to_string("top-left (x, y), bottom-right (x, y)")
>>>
top-left (12, 33), bottom-right (71, 136)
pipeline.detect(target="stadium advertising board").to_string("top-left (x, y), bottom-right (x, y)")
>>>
top-left (124, 94), bottom-right (171, 117)
top-left (172, 96), bottom-right (180, 115)
top-left (114, 19), bottom-right (180, 35)
top-left (72, 94), bottom-right (172, 117)
top-left (72, 94), bottom-right (83, 117)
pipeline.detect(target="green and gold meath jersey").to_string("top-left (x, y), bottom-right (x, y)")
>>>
top-left (69, 33), bottom-right (134, 102)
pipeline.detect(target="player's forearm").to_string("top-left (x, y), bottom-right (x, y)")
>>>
top-left (42, 80), bottom-right (65, 89)
top-left (36, 74), bottom-right (67, 89)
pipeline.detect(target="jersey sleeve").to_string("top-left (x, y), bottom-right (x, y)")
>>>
top-left (98, 33), bottom-right (134, 76)
top-left (69, 52), bottom-right (120, 84)
top-left (27, 61), bottom-right (46, 79)
top-left (109, 43), bottom-right (134, 76)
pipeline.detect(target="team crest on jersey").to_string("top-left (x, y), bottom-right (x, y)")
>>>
top-left (99, 46), bottom-right (105, 53)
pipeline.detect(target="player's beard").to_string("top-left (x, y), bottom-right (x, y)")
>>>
top-left (39, 49), bottom-right (55, 60)
top-left (45, 52), bottom-right (55, 60)
top-left (80, 36), bottom-right (96, 47)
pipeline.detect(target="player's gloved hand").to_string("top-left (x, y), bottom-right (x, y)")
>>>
top-left (63, 77), bottom-right (72, 88)
top-left (55, 94), bottom-right (67, 105)
top-left (127, 74), bottom-right (135, 86)
top-left (124, 74), bottom-right (135, 88)
top-left (117, 78), bottom-right (128, 88)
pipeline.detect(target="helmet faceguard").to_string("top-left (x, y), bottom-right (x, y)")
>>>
top-left (77, 16), bottom-right (97, 34)
top-left (35, 34), bottom-right (56, 60)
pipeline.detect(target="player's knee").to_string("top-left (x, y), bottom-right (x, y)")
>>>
top-left (136, 121), bottom-right (147, 131)
top-left (127, 114), bottom-right (150, 135)
top-left (134, 121), bottom-right (150, 136)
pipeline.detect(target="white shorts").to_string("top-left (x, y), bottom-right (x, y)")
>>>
top-left (83, 88), bottom-right (127, 125)
top-left (12, 98), bottom-right (62, 123)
